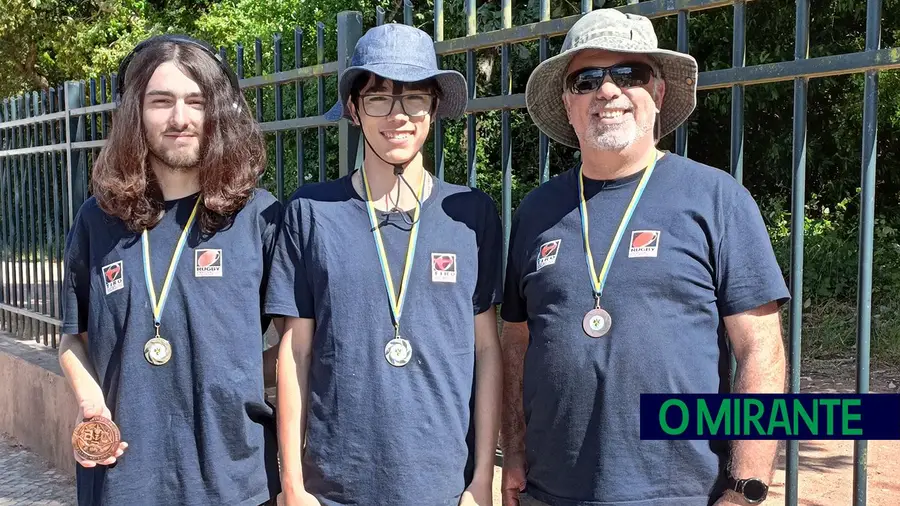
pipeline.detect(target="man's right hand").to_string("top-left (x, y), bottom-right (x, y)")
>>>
top-left (282, 489), bottom-right (322, 506)
top-left (501, 453), bottom-right (527, 506)
top-left (73, 400), bottom-right (128, 468)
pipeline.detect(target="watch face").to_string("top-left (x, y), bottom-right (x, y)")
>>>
top-left (743, 479), bottom-right (768, 501)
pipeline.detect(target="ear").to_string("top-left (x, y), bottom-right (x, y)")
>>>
top-left (562, 93), bottom-right (572, 121)
top-left (652, 78), bottom-right (666, 113)
top-left (347, 100), bottom-right (361, 125)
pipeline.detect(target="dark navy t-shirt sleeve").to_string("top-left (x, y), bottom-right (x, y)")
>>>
top-left (473, 192), bottom-right (504, 314)
top-left (715, 185), bottom-right (791, 316)
top-left (61, 203), bottom-right (91, 335)
top-left (256, 191), bottom-right (285, 333)
top-left (500, 207), bottom-right (527, 323)
top-left (263, 197), bottom-right (314, 319)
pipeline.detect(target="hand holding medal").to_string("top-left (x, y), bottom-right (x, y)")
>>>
top-left (71, 400), bottom-right (127, 467)
top-left (578, 150), bottom-right (658, 338)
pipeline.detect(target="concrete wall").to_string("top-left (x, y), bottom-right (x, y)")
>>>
top-left (0, 333), bottom-right (77, 475)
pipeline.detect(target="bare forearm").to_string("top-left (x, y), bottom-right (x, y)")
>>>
top-left (472, 309), bottom-right (502, 482)
top-left (58, 333), bottom-right (104, 406)
top-left (722, 302), bottom-right (787, 494)
top-left (728, 344), bottom-right (785, 483)
top-left (276, 320), bottom-right (313, 492)
top-left (499, 321), bottom-right (529, 460)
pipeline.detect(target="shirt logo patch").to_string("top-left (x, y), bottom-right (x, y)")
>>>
top-left (431, 253), bottom-right (457, 283)
top-left (195, 249), bottom-right (223, 277)
top-left (102, 261), bottom-right (124, 294)
top-left (628, 231), bottom-right (660, 258)
top-left (536, 239), bottom-right (561, 270)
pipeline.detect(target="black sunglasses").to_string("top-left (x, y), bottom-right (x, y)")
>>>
top-left (565, 63), bottom-right (656, 94)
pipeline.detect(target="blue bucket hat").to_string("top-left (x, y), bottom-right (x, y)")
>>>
top-left (324, 23), bottom-right (468, 122)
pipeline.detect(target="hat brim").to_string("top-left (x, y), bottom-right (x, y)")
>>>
top-left (325, 63), bottom-right (468, 122)
top-left (525, 44), bottom-right (698, 148)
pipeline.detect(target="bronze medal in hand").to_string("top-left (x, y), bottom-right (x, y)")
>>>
top-left (72, 416), bottom-right (121, 462)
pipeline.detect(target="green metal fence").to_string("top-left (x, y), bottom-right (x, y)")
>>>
top-left (0, 1), bottom-right (897, 503)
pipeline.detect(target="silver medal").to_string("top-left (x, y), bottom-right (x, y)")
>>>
top-left (582, 307), bottom-right (612, 338)
top-left (144, 336), bottom-right (172, 365)
top-left (384, 337), bottom-right (413, 367)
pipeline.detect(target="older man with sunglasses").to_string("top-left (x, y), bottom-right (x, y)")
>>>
top-left (499, 9), bottom-right (790, 506)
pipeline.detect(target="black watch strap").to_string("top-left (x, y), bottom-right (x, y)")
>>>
top-left (726, 475), bottom-right (769, 504)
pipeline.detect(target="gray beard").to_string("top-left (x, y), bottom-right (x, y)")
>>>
top-left (584, 118), bottom-right (653, 151)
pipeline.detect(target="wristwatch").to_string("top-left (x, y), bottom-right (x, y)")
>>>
top-left (725, 475), bottom-right (769, 504)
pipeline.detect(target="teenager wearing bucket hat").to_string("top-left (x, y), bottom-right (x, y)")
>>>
top-left (265, 22), bottom-right (503, 506)
top-left (499, 9), bottom-right (790, 506)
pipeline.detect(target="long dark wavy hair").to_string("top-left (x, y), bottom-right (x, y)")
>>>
top-left (91, 40), bottom-right (265, 234)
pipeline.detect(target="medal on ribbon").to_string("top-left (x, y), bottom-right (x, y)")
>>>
top-left (361, 168), bottom-right (426, 367)
top-left (141, 197), bottom-right (201, 365)
top-left (578, 151), bottom-right (658, 338)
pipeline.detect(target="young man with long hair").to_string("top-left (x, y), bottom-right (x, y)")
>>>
top-left (265, 23), bottom-right (503, 506)
top-left (59, 35), bottom-right (282, 505)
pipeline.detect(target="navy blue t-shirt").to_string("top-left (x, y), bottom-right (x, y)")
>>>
top-left (501, 152), bottom-right (790, 506)
top-left (62, 189), bottom-right (283, 506)
top-left (264, 172), bottom-right (503, 506)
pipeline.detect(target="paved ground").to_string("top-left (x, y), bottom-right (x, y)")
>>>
top-left (0, 433), bottom-right (74, 506)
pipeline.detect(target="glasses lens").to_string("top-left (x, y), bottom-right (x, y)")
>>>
top-left (566, 69), bottom-right (607, 94)
top-left (362, 95), bottom-right (393, 117)
top-left (609, 64), bottom-right (654, 88)
top-left (401, 94), bottom-right (433, 116)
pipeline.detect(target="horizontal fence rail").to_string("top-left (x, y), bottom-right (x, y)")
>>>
top-left (0, 1), bottom-right (895, 504)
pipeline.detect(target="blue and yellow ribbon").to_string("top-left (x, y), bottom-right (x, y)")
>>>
top-left (361, 168), bottom-right (426, 335)
top-left (578, 150), bottom-right (658, 300)
top-left (141, 197), bottom-right (201, 326)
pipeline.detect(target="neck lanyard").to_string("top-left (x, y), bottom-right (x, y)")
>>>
top-left (141, 196), bottom-right (201, 365)
top-left (578, 150), bottom-right (658, 337)
top-left (360, 168), bottom-right (426, 367)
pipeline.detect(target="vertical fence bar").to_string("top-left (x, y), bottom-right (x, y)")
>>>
top-left (404, 0), bottom-right (413, 26)
top-left (674, 11), bottom-right (689, 157)
top-left (101, 76), bottom-right (109, 139)
top-left (89, 78), bottom-right (98, 163)
top-left (58, 86), bottom-right (69, 230)
top-left (786, 0), bottom-right (810, 502)
top-left (501, 0), bottom-right (512, 275)
top-left (854, 0), bottom-right (881, 504)
top-left (11, 97), bottom-right (22, 334)
top-left (465, 0), bottom-right (477, 188)
top-left (295, 27), bottom-right (306, 188)
top-left (80, 82), bottom-right (89, 200)
top-left (730, 1), bottom-right (746, 185)
top-left (236, 42), bottom-right (245, 88)
top-left (433, 0), bottom-right (445, 180)
top-left (538, 0), bottom-right (550, 184)
top-left (581, 0), bottom-right (592, 14)
top-left (337, 12), bottom-right (363, 178)
top-left (317, 23), bottom-right (326, 183)
top-left (35, 92), bottom-right (48, 345)
top-left (49, 87), bottom-right (62, 346)
top-left (24, 93), bottom-right (35, 340)
top-left (38, 91), bottom-right (49, 343)
top-left (66, 81), bottom-right (87, 226)
top-left (0, 100), bottom-right (8, 331)
top-left (255, 39), bottom-right (264, 128)
top-left (274, 33), bottom-right (285, 201)
top-left (376, 6), bottom-right (385, 25)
